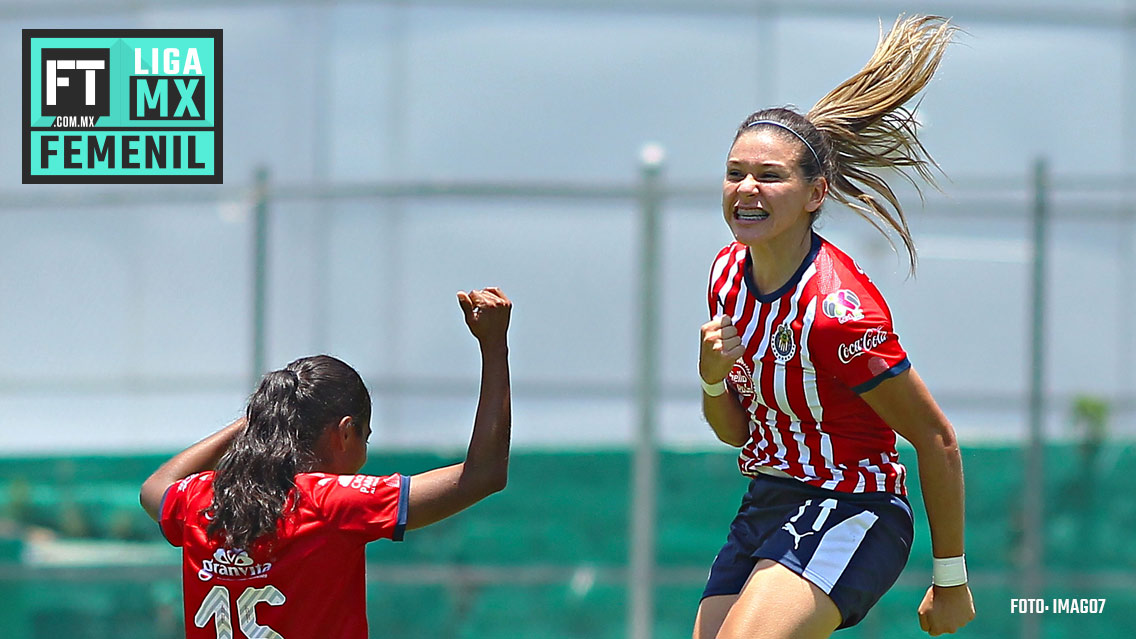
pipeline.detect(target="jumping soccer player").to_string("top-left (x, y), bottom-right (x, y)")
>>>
top-left (141, 287), bottom-right (511, 639)
top-left (694, 16), bottom-right (975, 639)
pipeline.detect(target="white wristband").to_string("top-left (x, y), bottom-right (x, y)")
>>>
top-left (701, 377), bottom-right (727, 397)
top-left (932, 555), bottom-right (968, 587)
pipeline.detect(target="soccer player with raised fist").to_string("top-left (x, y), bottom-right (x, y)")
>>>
top-left (693, 16), bottom-right (974, 639)
top-left (141, 288), bottom-right (512, 639)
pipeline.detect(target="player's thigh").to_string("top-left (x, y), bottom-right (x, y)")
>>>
top-left (693, 593), bottom-right (738, 639)
top-left (716, 559), bottom-right (842, 639)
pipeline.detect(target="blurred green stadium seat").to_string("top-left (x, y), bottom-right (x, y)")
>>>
top-left (2, 445), bottom-right (1134, 638)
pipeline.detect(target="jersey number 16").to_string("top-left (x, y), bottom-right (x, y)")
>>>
top-left (195, 584), bottom-right (286, 639)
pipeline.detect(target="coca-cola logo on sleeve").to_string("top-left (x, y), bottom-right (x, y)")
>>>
top-left (838, 326), bottom-right (889, 364)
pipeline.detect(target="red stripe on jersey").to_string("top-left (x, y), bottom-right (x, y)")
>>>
top-left (777, 268), bottom-right (825, 481)
top-left (756, 297), bottom-right (788, 415)
top-left (736, 293), bottom-right (769, 407)
top-left (894, 456), bottom-right (907, 494)
top-left (708, 246), bottom-right (737, 317)
top-left (720, 248), bottom-right (747, 322)
top-left (796, 299), bottom-right (840, 488)
top-left (757, 300), bottom-right (810, 479)
top-left (735, 275), bottom-right (760, 357)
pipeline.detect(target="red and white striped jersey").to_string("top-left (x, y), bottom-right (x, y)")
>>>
top-left (707, 234), bottom-right (910, 494)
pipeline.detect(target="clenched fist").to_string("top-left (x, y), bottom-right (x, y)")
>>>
top-left (699, 314), bottom-right (746, 386)
top-left (457, 287), bottom-right (511, 346)
top-left (918, 584), bottom-right (975, 636)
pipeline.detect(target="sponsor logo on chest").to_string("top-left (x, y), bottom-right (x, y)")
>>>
top-left (728, 360), bottom-right (757, 398)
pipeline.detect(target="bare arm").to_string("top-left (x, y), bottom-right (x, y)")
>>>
top-left (139, 418), bottom-right (246, 522)
top-left (702, 391), bottom-right (749, 447)
top-left (860, 366), bottom-right (975, 636)
top-left (699, 315), bottom-right (749, 446)
top-left (406, 287), bottom-right (512, 530)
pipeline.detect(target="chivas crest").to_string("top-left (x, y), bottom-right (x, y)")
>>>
top-left (771, 323), bottom-right (796, 363)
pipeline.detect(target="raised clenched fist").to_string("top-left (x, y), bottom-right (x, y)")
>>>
top-left (699, 314), bottom-right (746, 385)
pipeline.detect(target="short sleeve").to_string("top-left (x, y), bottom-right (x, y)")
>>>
top-left (707, 243), bottom-right (741, 320)
top-left (158, 471), bottom-right (211, 547)
top-left (310, 473), bottom-right (410, 542)
top-left (707, 268), bottom-right (719, 319)
top-left (809, 287), bottom-right (909, 393)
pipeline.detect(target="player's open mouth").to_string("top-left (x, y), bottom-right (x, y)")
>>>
top-left (735, 207), bottom-right (768, 221)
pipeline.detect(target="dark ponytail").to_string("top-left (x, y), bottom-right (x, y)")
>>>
top-left (207, 355), bottom-right (371, 552)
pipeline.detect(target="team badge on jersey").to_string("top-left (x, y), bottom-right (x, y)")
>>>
top-left (822, 289), bottom-right (864, 324)
top-left (771, 323), bottom-right (797, 363)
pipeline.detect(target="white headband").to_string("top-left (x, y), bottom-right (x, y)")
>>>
top-left (746, 120), bottom-right (822, 168)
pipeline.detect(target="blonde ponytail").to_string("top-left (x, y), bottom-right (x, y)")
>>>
top-left (806, 15), bottom-right (958, 272)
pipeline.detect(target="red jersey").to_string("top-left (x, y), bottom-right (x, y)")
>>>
top-left (708, 234), bottom-right (910, 494)
top-left (160, 470), bottom-right (409, 639)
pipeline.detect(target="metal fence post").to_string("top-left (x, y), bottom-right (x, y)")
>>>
top-left (251, 165), bottom-right (270, 390)
top-left (629, 143), bottom-right (665, 639)
top-left (1021, 157), bottom-right (1049, 639)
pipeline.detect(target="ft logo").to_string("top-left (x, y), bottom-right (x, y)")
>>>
top-left (22, 29), bottom-right (223, 184)
top-left (42, 48), bottom-right (109, 124)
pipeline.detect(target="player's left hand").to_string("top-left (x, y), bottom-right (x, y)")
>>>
top-left (917, 584), bottom-right (975, 635)
top-left (457, 287), bottom-right (511, 346)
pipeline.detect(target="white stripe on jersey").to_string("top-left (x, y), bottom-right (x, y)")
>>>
top-left (772, 267), bottom-right (815, 476)
top-left (772, 365), bottom-right (789, 419)
top-left (860, 457), bottom-right (887, 492)
top-left (749, 408), bottom-right (768, 465)
top-left (709, 252), bottom-right (734, 316)
top-left (798, 297), bottom-right (822, 422)
top-left (802, 509), bottom-right (881, 593)
top-left (731, 250), bottom-right (749, 316)
top-left (747, 296), bottom-right (779, 414)
top-left (724, 251), bottom-right (747, 319)
top-left (751, 297), bottom-right (783, 462)
top-left (820, 446), bottom-right (844, 491)
top-left (880, 452), bottom-right (903, 494)
top-left (765, 409), bottom-right (792, 472)
top-left (874, 466), bottom-right (886, 493)
top-left (799, 297), bottom-right (842, 490)
top-left (770, 264), bottom-right (813, 422)
top-left (792, 431), bottom-right (814, 478)
top-left (753, 296), bottom-right (779, 361)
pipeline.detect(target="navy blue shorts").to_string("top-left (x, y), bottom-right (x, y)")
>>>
top-left (702, 473), bottom-right (914, 628)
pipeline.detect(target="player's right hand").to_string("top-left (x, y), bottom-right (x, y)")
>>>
top-left (699, 314), bottom-right (745, 385)
top-left (457, 287), bottom-right (511, 345)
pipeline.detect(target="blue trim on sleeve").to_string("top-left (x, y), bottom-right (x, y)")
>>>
top-left (852, 357), bottom-right (911, 394)
top-left (392, 474), bottom-right (409, 541)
